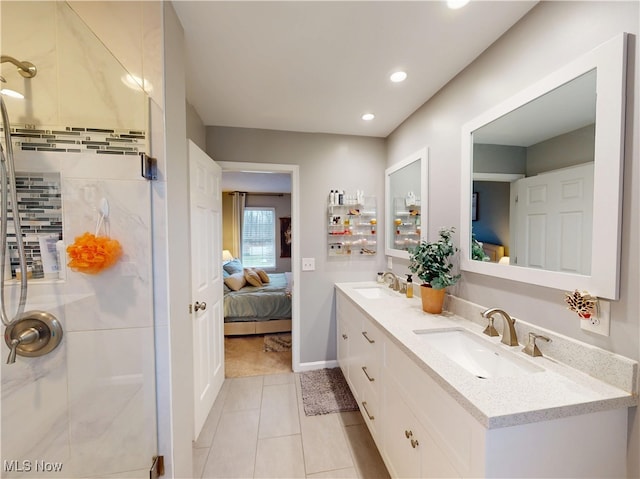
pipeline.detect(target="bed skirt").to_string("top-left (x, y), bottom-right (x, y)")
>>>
top-left (224, 319), bottom-right (292, 336)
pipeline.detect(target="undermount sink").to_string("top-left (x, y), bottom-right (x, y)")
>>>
top-left (413, 328), bottom-right (544, 379)
top-left (353, 286), bottom-right (399, 299)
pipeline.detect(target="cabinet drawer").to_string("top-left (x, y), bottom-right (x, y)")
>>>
top-left (359, 381), bottom-right (381, 438)
top-left (358, 316), bottom-right (383, 382)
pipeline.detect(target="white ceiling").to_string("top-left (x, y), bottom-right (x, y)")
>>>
top-left (173, 1), bottom-right (538, 138)
top-left (474, 69), bottom-right (597, 147)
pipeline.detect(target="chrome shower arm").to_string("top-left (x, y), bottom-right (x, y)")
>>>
top-left (0, 55), bottom-right (37, 79)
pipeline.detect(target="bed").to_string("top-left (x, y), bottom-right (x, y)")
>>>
top-left (223, 259), bottom-right (292, 336)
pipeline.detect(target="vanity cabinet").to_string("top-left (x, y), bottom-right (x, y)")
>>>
top-left (382, 374), bottom-right (460, 479)
top-left (328, 196), bottom-right (377, 256)
top-left (335, 287), bottom-right (629, 479)
top-left (336, 292), bottom-right (383, 442)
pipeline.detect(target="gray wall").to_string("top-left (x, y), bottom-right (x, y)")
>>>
top-left (472, 181), bottom-right (510, 248)
top-left (386, 1), bottom-right (639, 475)
top-left (473, 144), bottom-right (526, 174)
top-left (186, 100), bottom-right (207, 150)
top-left (207, 127), bottom-right (387, 363)
top-left (527, 123), bottom-right (595, 175)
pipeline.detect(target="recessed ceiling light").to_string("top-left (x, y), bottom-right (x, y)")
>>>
top-left (447, 0), bottom-right (470, 9)
top-left (390, 71), bottom-right (407, 83)
top-left (361, 113), bottom-right (375, 121)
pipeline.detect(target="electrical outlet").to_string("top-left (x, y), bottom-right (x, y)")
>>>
top-left (387, 256), bottom-right (393, 269)
top-left (302, 257), bottom-right (315, 271)
top-left (580, 299), bottom-right (610, 336)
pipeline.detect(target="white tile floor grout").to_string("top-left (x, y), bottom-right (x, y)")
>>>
top-left (193, 372), bottom-right (390, 479)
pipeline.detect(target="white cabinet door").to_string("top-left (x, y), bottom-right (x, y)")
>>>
top-left (336, 306), bottom-right (350, 380)
top-left (382, 377), bottom-right (421, 478)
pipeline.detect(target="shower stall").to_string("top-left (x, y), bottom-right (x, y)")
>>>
top-left (1, 2), bottom-right (158, 477)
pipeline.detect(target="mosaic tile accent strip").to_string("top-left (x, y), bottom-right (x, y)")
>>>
top-left (0, 124), bottom-right (146, 156)
top-left (4, 172), bottom-right (63, 279)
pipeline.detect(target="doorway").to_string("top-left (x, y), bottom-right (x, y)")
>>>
top-left (217, 162), bottom-right (301, 376)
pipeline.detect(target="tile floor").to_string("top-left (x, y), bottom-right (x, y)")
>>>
top-left (192, 372), bottom-right (390, 479)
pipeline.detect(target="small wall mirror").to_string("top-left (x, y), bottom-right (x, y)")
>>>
top-left (385, 148), bottom-right (428, 259)
top-left (460, 33), bottom-right (627, 299)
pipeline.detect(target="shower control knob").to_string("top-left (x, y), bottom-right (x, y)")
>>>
top-left (4, 311), bottom-right (63, 364)
top-left (194, 301), bottom-right (207, 312)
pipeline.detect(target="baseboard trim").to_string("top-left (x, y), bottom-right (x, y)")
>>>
top-left (295, 359), bottom-right (339, 372)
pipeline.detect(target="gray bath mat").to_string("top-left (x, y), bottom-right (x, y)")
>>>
top-left (299, 368), bottom-right (359, 416)
top-left (263, 333), bottom-right (292, 352)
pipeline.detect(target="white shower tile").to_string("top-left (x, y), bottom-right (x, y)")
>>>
top-left (0, 343), bottom-right (69, 465)
top-left (62, 178), bottom-right (153, 331)
top-left (66, 327), bottom-right (156, 477)
top-left (0, 1), bottom-right (59, 126)
top-left (57, 2), bottom-right (146, 130)
top-left (142, 1), bottom-right (164, 109)
top-left (67, 1), bottom-right (144, 86)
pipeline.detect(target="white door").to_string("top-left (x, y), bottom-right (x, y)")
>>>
top-left (511, 163), bottom-right (594, 274)
top-left (189, 140), bottom-right (224, 440)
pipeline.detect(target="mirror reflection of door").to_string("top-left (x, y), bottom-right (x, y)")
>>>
top-left (511, 163), bottom-right (593, 274)
top-left (471, 69), bottom-right (596, 271)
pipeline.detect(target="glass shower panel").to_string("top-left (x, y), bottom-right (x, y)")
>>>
top-left (1, 2), bottom-right (156, 477)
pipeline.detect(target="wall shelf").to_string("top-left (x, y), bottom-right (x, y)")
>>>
top-left (328, 195), bottom-right (377, 256)
top-left (392, 197), bottom-right (421, 251)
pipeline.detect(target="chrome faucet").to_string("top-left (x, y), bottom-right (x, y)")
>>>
top-left (481, 308), bottom-right (519, 346)
top-left (382, 271), bottom-right (400, 291)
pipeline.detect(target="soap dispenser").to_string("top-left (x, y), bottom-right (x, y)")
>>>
top-left (406, 274), bottom-right (413, 298)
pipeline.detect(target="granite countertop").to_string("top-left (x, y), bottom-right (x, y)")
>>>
top-left (335, 281), bottom-right (638, 429)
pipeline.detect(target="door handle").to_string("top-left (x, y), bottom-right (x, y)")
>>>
top-left (194, 301), bottom-right (207, 312)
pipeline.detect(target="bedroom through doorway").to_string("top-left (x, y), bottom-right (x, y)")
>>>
top-left (219, 163), bottom-right (298, 378)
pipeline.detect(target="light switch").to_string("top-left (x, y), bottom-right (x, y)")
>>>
top-left (302, 258), bottom-right (315, 271)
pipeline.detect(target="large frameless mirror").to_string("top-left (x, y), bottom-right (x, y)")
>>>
top-left (460, 33), bottom-right (627, 299)
top-left (385, 147), bottom-right (428, 259)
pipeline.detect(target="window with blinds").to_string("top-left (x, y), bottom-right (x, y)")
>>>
top-left (242, 207), bottom-right (276, 268)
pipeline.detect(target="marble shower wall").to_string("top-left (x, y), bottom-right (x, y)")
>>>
top-left (0, 1), bottom-right (147, 131)
top-left (1, 151), bottom-right (156, 478)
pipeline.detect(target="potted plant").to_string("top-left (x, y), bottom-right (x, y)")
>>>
top-left (471, 234), bottom-right (490, 262)
top-left (408, 227), bottom-right (461, 313)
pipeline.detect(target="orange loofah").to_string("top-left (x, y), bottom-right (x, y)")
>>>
top-left (66, 232), bottom-right (122, 274)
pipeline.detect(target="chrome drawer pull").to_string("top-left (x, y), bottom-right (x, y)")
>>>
top-left (411, 439), bottom-right (419, 449)
top-left (362, 366), bottom-right (375, 382)
top-left (405, 430), bottom-right (413, 439)
top-left (361, 331), bottom-right (375, 343)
